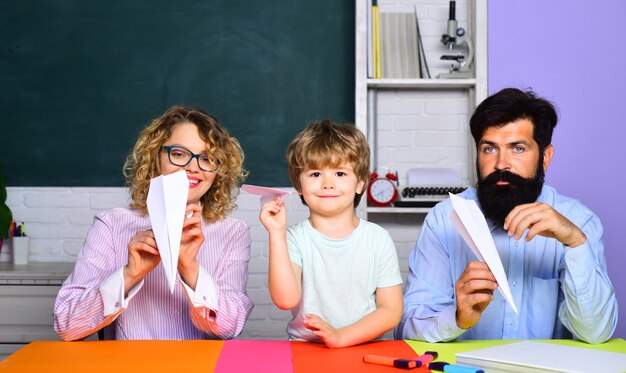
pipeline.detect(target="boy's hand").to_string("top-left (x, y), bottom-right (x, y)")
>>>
top-left (259, 197), bottom-right (287, 234)
top-left (304, 313), bottom-right (344, 348)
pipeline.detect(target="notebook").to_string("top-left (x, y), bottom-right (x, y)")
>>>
top-left (455, 341), bottom-right (626, 373)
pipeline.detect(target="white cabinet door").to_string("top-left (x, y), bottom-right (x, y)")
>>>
top-left (0, 285), bottom-right (62, 344)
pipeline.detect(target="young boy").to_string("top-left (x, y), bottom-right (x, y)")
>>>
top-left (259, 120), bottom-right (403, 348)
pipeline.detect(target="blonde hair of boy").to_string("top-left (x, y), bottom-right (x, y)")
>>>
top-left (286, 119), bottom-right (370, 206)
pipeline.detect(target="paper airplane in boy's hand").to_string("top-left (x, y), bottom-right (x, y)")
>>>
top-left (449, 193), bottom-right (519, 314)
top-left (241, 184), bottom-right (296, 206)
top-left (147, 170), bottom-right (188, 293)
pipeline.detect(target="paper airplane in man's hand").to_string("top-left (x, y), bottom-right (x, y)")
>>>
top-left (241, 184), bottom-right (296, 207)
top-left (147, 170), bottom-right (189, 293)
top-left (449, 193), bottom-right (519, 314)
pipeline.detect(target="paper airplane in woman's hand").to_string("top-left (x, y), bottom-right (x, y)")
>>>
top-left (449, 193), bottom-right (519, 314)
top-left (147, 170), bottom-right (188, 293)
top-left (241, 184), bottom-right (296, 207)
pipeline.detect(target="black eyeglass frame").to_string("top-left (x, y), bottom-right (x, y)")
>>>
top-left (161, 145), bottom-right (217, 172)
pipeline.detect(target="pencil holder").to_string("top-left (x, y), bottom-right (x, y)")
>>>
top-left (11, 236), bottom-right (29, 265)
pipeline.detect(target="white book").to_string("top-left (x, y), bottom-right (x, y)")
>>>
top-left (380, 11), bottom-right (419, 79)
top-left (455, 341), bottom-right (626, 373)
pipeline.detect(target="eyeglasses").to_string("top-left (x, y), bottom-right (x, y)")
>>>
top-left (161, 145), bottom-right (218, 172)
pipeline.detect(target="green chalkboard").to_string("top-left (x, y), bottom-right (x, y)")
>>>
top-left (0, 1), bottom-right (355, 187)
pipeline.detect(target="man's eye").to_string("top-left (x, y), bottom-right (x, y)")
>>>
top-left (483, 146), bottom-right (495, 153)
top-left (513, 146), bottom-right (524, 153)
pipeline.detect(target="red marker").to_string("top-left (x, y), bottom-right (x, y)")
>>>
top-left (363, 354), bottom-right (418, 369)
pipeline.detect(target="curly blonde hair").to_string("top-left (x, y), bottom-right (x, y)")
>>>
top-left (123, 105), bottom-right (247, 223)
top-left (286, 119), bottom-right (370, 206)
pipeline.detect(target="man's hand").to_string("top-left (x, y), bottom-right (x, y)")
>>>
top-left (304, 313), bottom-right (344, 348)
top-left (455, 261), bottom-right (497, 329)
top-left (504, 202), bottom-right (586, 247)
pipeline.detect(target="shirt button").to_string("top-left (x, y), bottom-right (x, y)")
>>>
top-left (115, 302), bottom-right (120, 307)
top-left (202, 296), bottom-right (207, 301)
top-left (512, 281), bottom-right (517, 287)
top-left (515, 241), bottom-right (519, 247)
top-left (509, 320), bottom-right (514, 326)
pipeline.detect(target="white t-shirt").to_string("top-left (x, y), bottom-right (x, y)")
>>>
top-left (285, 218), bottom-right (402, 341)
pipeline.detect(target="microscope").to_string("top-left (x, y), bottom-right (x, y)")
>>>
top-left (439, 1), bottom-right (474, 79)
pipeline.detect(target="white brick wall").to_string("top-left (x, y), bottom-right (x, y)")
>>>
top-left (374, 87), bottom-right (472, 186)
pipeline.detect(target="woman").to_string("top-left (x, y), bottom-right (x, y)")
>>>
top-left (54, 106), bottom-right (253, 340)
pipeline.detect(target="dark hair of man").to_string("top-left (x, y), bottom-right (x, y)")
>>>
top-left (470, 88), bottom-right (558, 153)
top-left (472, 88), bottom-right (557, 226)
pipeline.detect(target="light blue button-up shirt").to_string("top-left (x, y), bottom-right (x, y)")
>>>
top-left (396, 185), bottom-right (617, 344)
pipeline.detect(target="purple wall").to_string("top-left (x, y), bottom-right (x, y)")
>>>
top-left (489, 1), bottom-right (625, 338)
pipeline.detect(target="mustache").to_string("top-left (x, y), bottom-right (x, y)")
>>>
top-left (481, 170), bottom-right (535, 186)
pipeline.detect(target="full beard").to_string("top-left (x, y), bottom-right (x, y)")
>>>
top-left (476, 160), bottom-right (545, 227)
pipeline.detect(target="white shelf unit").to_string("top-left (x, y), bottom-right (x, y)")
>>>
top-left (355, 0), bottom-right (488, 217)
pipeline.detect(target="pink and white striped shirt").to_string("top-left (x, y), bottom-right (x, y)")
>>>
top-left (54, 207), bottom-right (253, 341)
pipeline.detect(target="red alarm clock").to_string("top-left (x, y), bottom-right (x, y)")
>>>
top-left (367, 169), bottom-right (399, 207)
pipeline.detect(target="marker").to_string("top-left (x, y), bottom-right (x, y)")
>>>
top-left (415, 351), bottom-right (438, 365)
top-left (363, 354), bottom-right (418, 369)
top-left (429, 361), bottom-right (484, 373)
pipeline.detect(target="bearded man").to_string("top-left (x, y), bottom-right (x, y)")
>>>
top-left (395, 88), bottom-right (617, 344)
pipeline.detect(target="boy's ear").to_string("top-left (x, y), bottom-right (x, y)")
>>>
top-left (356, 179), bottom-right (366, 194)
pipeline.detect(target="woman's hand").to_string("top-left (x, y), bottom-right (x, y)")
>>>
top-left (124, 230), bottom-right (160, 294)
top-left (178, 203), bottom-right (204, 289)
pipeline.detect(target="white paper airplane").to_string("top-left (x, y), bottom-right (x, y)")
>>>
top-left (241, 184), bottom-right (296, 206)
top-left (449, 193), bottom-right (519, 314)
top-left (147, 170), bottom-right (189, 293)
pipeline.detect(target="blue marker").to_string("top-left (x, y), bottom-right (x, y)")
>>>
top-left (429, 361), bottom-right (484, 373)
